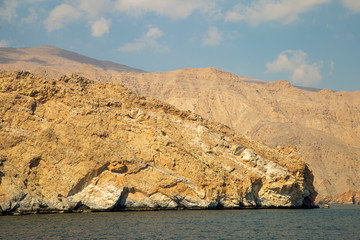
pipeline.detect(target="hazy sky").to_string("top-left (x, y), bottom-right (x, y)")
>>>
top-left (1, 0), bottom-right (360, 91)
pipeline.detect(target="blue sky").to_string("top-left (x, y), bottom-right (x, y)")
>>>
top-left (1, 0), bottom-right (360, 91)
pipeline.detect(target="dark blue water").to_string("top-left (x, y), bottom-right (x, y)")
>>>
top-left (1, 205), bottom-right (359, 239)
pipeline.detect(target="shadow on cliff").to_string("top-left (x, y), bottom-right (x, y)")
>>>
top-left (111, 187), bottom-right (132, 210)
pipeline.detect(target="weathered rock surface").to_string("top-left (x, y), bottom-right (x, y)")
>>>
top-left (2, 46), bottom-right (356, 203)
top-left (0, 71), bottom-right (317, 214)
top-left (111, 68), bottom-right (360, 203)
top-left (320, 190), bottom-right (360, 205)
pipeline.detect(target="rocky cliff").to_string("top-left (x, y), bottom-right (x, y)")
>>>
top-left (111, 68), bottom-right (360, 203)
top-left (0, 71), bottom-right (317, 214)
top-left (2, 46), bottom-right (357, 203)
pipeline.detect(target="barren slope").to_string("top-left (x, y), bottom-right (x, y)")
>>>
top-left (0, 46), bottom-right (145, 79)
top-left (112, 68), bottom-right (360, 202)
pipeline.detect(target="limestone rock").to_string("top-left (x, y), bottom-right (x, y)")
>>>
top-left (111, 68), bottom-right (360, 203)
top-left (1, 46), bottom-right (358, 203)
top-left (0, 71), bottom-right (317, 214)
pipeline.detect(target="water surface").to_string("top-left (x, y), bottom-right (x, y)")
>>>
top-left (1, 205), bottom-right (359, 239)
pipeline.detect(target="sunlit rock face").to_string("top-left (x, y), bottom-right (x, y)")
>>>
top-left (112, 68), bottom-right (360, 203)
top-left (0, 71), bottom-right (317, 214)
top-left (1, 46), bottom-right (360, 203)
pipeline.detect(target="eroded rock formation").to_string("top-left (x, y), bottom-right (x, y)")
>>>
top-left (0, 71), bottom-right (317, 214)
top-left (1, 46), bottom-right (359, 203)
top-left (112, 68), bottom-right (360, 202)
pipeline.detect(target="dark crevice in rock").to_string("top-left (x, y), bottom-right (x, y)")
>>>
top-left (215, 202), bottom-right (225, 209)
top-left (67, 162), bottom-right (110, 197)
top-left (172, 194), bottom-right (186, 207)
top-left (233, 146), bottom-right (245, 156)
top-left (9, 202), bottom-right (20, 212)
top-left (0, 155), bottom-right (6, 166)
top-left (126, 164), bottom-right (149, 175)
top-left (29, 156), bottom-right (41, 169)
top-left (32, 203), bottom-right (49, 209)
top-left (29, 100), bottom-right (37, 115)
top-left (73, 201), bottom-right (90, 211)
top-left (161, 182), bottom-right (179, 189)
top-left (0, 171), bottom-right (4, 184)
top-left (0, 155), bottom-right (5, 184)
top-left (302, 196), bottom-right (316, 208)
top-left (23, 179), bottom-right (28, 187)
top-left (111, 187), bottom-right (132, 210)
top-left (208, 197), bottom-right (225, 209)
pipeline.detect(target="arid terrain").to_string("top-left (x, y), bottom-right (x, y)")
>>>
top-left (0, 71), bottom-right (316, 214)
top-left (1, 46), bottom-right (359, 203)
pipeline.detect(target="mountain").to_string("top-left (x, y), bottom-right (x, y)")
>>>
top-left (0, 46), bottom-right (359, 203)
top-left (0, 71), bottom-right (317, 214)
top-left (0, 45), bottom-right (145, 79)
top-left (113, 68), bottom-right (360, 203)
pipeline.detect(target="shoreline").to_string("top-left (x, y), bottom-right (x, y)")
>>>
top-left (0, 205), bottom-right (322, 216)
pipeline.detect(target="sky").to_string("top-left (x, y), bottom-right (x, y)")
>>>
top-left (1, 0), bottom-right (360, 91)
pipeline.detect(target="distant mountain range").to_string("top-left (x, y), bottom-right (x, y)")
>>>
top-left (0, 45), bottom-right (359, 204)
top-left (0, 45), bottom-right (145, 76)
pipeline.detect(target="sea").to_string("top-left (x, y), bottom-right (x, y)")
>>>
top-left (1, 205), bottom-right (359, 240)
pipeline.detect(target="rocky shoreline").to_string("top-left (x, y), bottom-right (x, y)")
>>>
top-left (1, 204), bottom-right (321, 216)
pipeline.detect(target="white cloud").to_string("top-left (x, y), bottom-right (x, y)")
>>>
top-left (45, 4), bottom-right (82, 32)
top-left (115, 0), bottom-right (215, 19)
top-left (202, 26), bottom-right (222, 46)
top-left (43, 0), bottom-right (219, 37)
top-left (0, 0), bottom-right (44, 23)
top-left (341, 0), bottom-right (360, 12)
top-left (91, 18), bottom-right (111, 37)
top-left (21, 8), bottom-right (38, 23)
top-left (266, 50), bottom-right (323, 85)
top-left (0, 40), bottom-right (9, 47)
top-left (45, 1), bottom-right (114, 35)
top-left (119, 26), bottom-right (169, 53)
top-left (225, 0), bottom-right (330, 25)
top-left (119, 42), bottom-right (144, 52)
top-left (78, 0), bottom-right (113, 19)
top-left (23, 0), bottom-right (45, 2)
top-left (144, 26), bottom-right (164, 39)
top-left (0, 0), bottom-right (18, 22)
top-left (329, 60), bottom-right (335, 75)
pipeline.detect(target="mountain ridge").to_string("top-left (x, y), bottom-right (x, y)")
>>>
top-left (0, 45), bottom-right (146, 77)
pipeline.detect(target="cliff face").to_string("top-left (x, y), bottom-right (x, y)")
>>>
top-left (2, 46), bottom-right (356, 203)
top-left (0, 71), bottom-right (317, 214)
top-left (111, 68), bottom-right (360, 202)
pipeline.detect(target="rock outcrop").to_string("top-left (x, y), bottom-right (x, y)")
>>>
top-left (0, 71), bottom-right (317, 214)
top-left (1, 46), bottom-right (359, 204)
